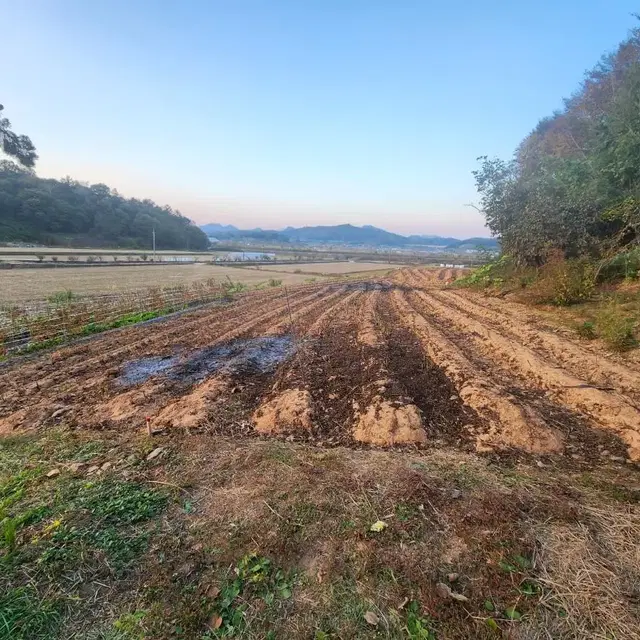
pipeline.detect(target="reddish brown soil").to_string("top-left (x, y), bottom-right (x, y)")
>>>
top-left (1, 270), bottom-right (639, 465)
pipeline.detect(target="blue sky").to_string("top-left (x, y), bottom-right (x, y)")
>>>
top-left (2, 1), bottom-right (637, 236)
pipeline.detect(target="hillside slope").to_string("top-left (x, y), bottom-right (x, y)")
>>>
top-left (0, 163), bottom-right (208, 250)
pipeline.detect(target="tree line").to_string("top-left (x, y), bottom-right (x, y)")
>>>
top-left (0, 105), bottom-right (208, 250)
top-left (473, 22), bottom-right (640, 266)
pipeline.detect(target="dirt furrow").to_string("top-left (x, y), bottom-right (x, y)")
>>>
top-left (305, 290), bottom-right (363, 337)
top-left (74, 288), bottom-right (358, 435)
top-left (0, 287), bottom-right (339, 428)
top-left (434, 289), bottom-right (640, 399)
top-left (416, 290), bottom-right (640, 460)
top-left (0, 285), bottom-right (291, 384)
top-left (456, 290), bottom-right (640, 372)
top-left (3, 285), bottom-right (326, 394)
top-left (264, 286), bottom-right (349, 335)
top-left (391, 289), bottom-right (564, 454)
top-left (357, 288), bottom-right (381, 346)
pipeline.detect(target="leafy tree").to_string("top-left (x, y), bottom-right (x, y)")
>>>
top-left (0, 168), bottom-right (209, 250)
top-left (0, 104), bottom-right (37, 168)
top-left (473, 22), bottom-right (640, 264)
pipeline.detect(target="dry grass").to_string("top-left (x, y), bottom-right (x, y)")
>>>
top-left (0, 264), bottom-right (319, 303)
top-left (1, 424), bottom-right (639, 638)
top-left (531, 505), bottom-right (640, 639)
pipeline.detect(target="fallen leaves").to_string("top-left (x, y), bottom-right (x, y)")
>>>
top-left (369, 520), bottom-right (387, 532)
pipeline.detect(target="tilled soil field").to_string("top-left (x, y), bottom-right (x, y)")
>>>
top-left (2, 267), bottom-right (640, 640)
top-left (2, 267), bottom-right (639, 465)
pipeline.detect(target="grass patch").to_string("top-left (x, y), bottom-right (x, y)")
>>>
top-left (0, 585), bottom-right (63, 640)
top-left (80, 308), bottom-right (174, 336)
top-left (594, 299), bottom-right (637, 351)
top-left (14, 336), bottom-right (64, 355)
top-left (47, 290), bottom-right (77, 305)
top-left (0, 433), bottom-right (170, 637)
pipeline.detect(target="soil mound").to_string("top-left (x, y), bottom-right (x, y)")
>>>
top-left (353, 398), bottom-right (427, 445)
top-left (155, 378), bottom-right (227, 429)
top-left (253, 389), bottom-right (314, 434)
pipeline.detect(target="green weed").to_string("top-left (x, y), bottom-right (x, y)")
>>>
top-left (207, 553), bottom-right (295, 637)
top-left (0, 586), bottom-right (62, 640)
top-left (595, 300), bottom-right (637, 351)
top-left (404, 601), bottom-right (437, 640)
top-left (576, 320), bottom-right (596, 339)
top-left (47, 290), bottom-right (76, 305)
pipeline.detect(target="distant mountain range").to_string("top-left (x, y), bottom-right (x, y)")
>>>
top-left (199, 223), bottom-right (498, 250)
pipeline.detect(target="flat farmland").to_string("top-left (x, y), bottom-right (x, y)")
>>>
top-left (0, 264), bottom-right (320, 303)
top-left (1, 267), bottom-right (638, 639)
top-left (249, 260), bottom-right (400, 275)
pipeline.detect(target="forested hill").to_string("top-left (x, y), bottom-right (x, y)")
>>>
top-left (0, 162), bottom-right (208, 250)
top-left (474, 23), bottom-right (640, 265)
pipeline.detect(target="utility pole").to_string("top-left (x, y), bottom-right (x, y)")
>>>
top-left (152, 227), bottom-right (156, 261)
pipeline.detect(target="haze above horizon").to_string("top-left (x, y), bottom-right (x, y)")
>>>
top-left (3, 1), bottom-right (636, 237)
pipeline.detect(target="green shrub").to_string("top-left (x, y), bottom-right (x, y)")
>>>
top-left (528, 256), bottom-right (595, 306)
top-left (595, 301), bottom-right (637, 351)
top-left (576, 321), bottom-right (596, 340)
top-left (268, 278), bottom-right (282, 287)
top-left (455, 255), bottom-right (513, 289)
top-left (597, 248), bottom-right (640, 282)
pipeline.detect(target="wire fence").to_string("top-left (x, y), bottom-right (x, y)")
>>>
top-left (0, 278), bottom-right (241, 356)
top-left (0, 276), bottom-right (376, 357)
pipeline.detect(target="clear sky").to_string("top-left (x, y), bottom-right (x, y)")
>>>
top-left (2, 1), bottom-right (637, 237)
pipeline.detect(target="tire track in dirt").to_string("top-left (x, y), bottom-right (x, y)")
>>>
top-left (416, 290), bottom-right (640, 460)
top-left (435, 289), bottom-right (640, 400)
top-left (391, 288), bottom-right (564, 454)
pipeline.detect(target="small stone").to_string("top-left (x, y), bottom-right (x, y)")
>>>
top-left (87, 465), bottom-right (100, 474)
top-left (146, 447), bottom-right (165, 461)
top-left (68, 462), bottom-right (85, 473)
top-left (571, 454), bottom-right (582, 460)
top-left (450, 489), bottom-right (462, 499)
top-left (364, 611), bottom-right (379, 626)
top-left (447, 572), bottom-right (459, 582)
top-left (610, 456), bottom-right (625, 463)
top-left (101, 461), bottom-right (112, 471)
top-left (600, 450), bottom-right (610, 457)
top-left (46, 468), bottom-right (60, 478)
top-left (435, 582), bottom-right (451, 598)
top-left (436, 582), bottom-right (468, 602)
top-left (536, 460), bottom-right (545, 468)
top-left (50, 408), bottom-right (68, 419)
